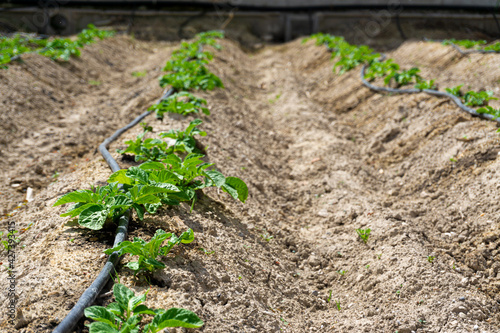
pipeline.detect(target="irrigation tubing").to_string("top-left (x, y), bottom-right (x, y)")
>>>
top-left (53, 87), bottom-right (175, 333)
top-left (423, 37), bottom-right (500, 55)
top-left (359, 60), bottom-right (500, 124)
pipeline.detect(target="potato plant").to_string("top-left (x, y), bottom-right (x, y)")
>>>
top-left (118, 120), bottom-right (206, 161)
top-left (148, 92), bottom-right (209, 119)
top-left (305, 33), bottom-right (500, 121)
top-left (54, 31), bottom-right (247, 232)
top-left (462, 90), bottom-right (497, 107)
top-left (84, 283), bottom-right (203, 332)
top-left (104, 228), bottom-right (194, 275)
top-left (159, 119), bottom-right (207, 154)
top-left (384, 67), bottom-right (421, 86)
top-left (363, 59), bottom-right (399, 81)
top-left (0, 24), bottom-right (114, 68)
top-left (55, 153), bottom-right (247, 230)
top-left (442, 39), bottom-right (486, 49)
top-left (415, 79), bottom-right (436, 90)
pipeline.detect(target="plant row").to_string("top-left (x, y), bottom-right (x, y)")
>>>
top-left (303, 33), bottom-right (500, 120)
top-left (441, 38), bottom-right (500, 52)
top-left (54, 31), bottom-right (246, 331)
top-left (0, 24), bottom-right (115, 69)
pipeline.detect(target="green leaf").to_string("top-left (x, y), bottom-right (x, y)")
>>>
top-left (87, 322), bottom-right (119, 333)
top-left (128, 293), bottom-right (146, 313)
top-left (149, 308), bottom-right (204, 331)
top-left (105, 241), bottom-right (144, 257)
top-left (84, 306), bottom-right (118, 328)
top-left (180, 229), bottom-right (195, 244)
top-left (143, 258), bottom-right (166, 270)
top-left (78, 204), bottom-right (109, 230)
top-left (139, 162), bottom-right (165, 170)
top-left (133, 304), bottom-right (156, 316)
top-left (53, 190), bottom-right (95, 206)
top-left (106, 303), bottom-right (124, 317)
top-left (144, 202), bottom-right (162, 214)
top-left (150, 182), bottom-right (180, 193)
top-left (204, 170), bottom-right (225, 187)
top-left (108, 170), bottom-right (133, 185)
top-left (131, 203), bottom-right (145, 220)
top-left (60, 202), bottom-right (95, 217)
top-left (108, 195), bottom-right (133, 211)
top-left (126, 167), bottom-right (150, 184)
top-left (113, 284), bottom-right (135, 310)
top-left (222, 177), bottom-right (248, 203)
top-left (126, 261), bottom-right (141, 272)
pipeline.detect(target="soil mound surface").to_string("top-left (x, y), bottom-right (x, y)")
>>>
top-left (1, 35), bottom-right (500, 333)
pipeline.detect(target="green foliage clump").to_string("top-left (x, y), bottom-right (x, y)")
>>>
top-left (384, 67), bottom-right (421, 86)
top-left (159, 31), bottom-right (224, 91)
top-left (463, 90), bottom-right (497, 107)
top-left (55, 153), bottom-right (248, 230)
top-left (364, 59), bottom-right (399, 81)
top-left (303, 34), bottom-right (379, 74)
top-left (159, 119), bottom-right (206, 154)
top-left (160, 60), bottom-right (223, 91)
top-left (476, 106), bottom-right (500, 119)
top-left (38, 38), bottom-right (81, 61)
top-left (53, 182), bottom-right (177, 230)
top-left (483, 42), bottom-right (500, 52)
top-left (105, 228), bottom-right (194, 275)
top-left (0, 34), bottom-right (33, 68)
top-left (117, 120), bottom-right (205, 162)
top-left (54, 31), bottom-right (247, 232)
top-left (0, 24), bottom-right (114, 68)
top-left (414, 79), bottom-right (436, 90)
top-left (356, 228), bottom-right (371, 244)
top-left (442, 39), bottom-right (486, 49)
top-left (84, 283), bottom-right (203, 332)
top-left (149, 92), bottom-right (210, 119)
top-left (445, 85), bottom-right (463, 97)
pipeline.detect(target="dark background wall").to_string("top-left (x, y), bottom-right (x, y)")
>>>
top-left (1, 1), bottom-right (500, 48)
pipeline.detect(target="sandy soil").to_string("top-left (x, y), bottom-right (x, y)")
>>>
top-left (1, 34), bottom-right (500, 333)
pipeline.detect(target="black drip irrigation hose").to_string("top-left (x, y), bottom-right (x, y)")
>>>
top-left (359, 57), bottom-right (500, 124)
top-left (423, 37), bottom-right (500, 55)
top-left (447, 43), bottom-right (499, 55)
top-left (53, 88), bottom-right (175, 333)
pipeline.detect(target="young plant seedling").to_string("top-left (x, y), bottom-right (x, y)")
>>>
top-left (415, 79), bottom-right (436, 90)
top-left (260, 231), bottom-right (273, 242)
top-left (384, 67), bottom-right (421, 86)
top-left (476, 106), bottom-right (500, 119)
top-left (337, 269), bottom-right (347, 276)
top-left (149, 92), bottom-right (210, 119)
top-left (159, 62), bottom-right (224, 91)
top-left (364, 59), bottom-right (399, 81)
top-left (334, 300), bottom-right (341, 311)
top-left (445, 85), bottom-right (463, 97)
top-left (159, 119), bottom-right (207, 154)
top-left (53, 182), bottom-right (176, 230)
top-left (105, 229), bottom-right (194, 275)
top-left (84, 283), bottom-right (203, 332)
top-left (0, 231), bottom-right (20, 251)
top-left (132, 70), bottom-right (147, 77)
top-left (462, 90), bottom-right (497, 107)
top-left (356, 228), bottom-right (371, 244)
top-left (442, 39), bottom-right (486, 49)
top-left (199, 248), bottom-right (215, 255)
top-left (426, 255), bottom-right (435, 264)
top-left (327, 290), bottom-right (333, 303)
